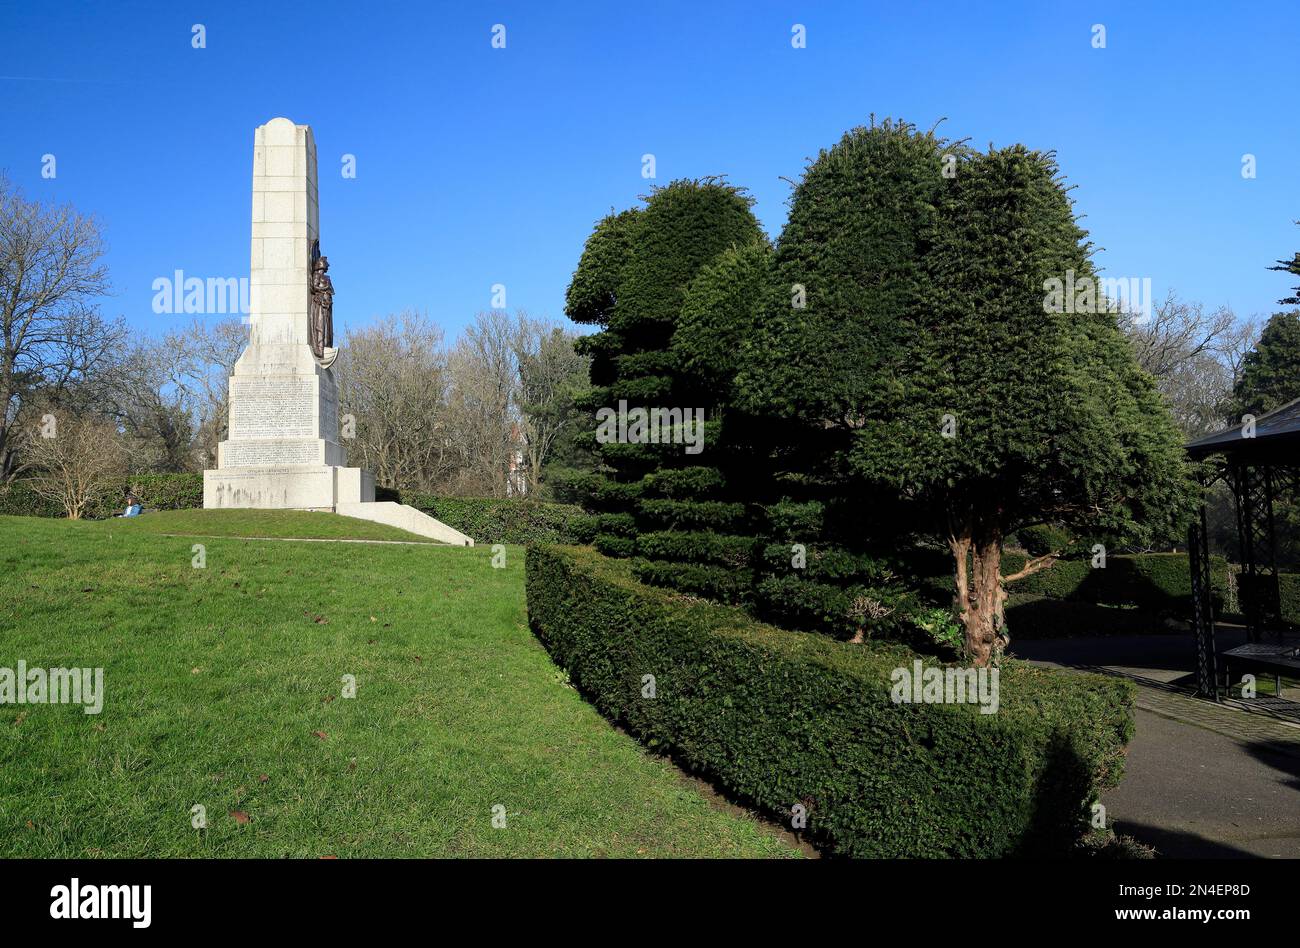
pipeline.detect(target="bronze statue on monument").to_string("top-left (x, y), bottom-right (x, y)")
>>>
top-left (309, 239), bottom-right (337, 367)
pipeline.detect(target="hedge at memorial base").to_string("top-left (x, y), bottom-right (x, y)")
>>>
top-left (0, 480), bottom-right (66, 518)
top-left (0, 477), bottom-right (598, 545)
top-left (0, 473), bottom-right (204, 519)
top-left (113, 473), bottom-right (205, 513)
top-left (526, 544), bottom-right (1135, 857)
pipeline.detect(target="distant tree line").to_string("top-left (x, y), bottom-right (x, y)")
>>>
top-left (335, 308), bottom-right (592, 499)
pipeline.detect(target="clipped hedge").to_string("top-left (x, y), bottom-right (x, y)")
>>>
top-left (554, 472), bottom-right (645, 511)
top-left (582, 475), bottom-right (645, 511)
top-left (642, 466), bottom-right (726, 498)
top-left (527, 544), bottom-right (1135, 857)
top-left (403, 494), bottom-right (593, 545)
top-left (1007, 553), bottom-right (1228, 613)
top-left (752, 573), bottom-right (920, 642)
top-left (0, 473), bottom-right (204, 520)
top-left (764, 499), bottom-right (824, 539)
top-left (594, 534), bottom-right (636, 558)
top-left (759, 542), bottom-right (897, 585)
top-left (110, 473), bottom-right (205, 514)
top-left (0, 480), bottom-right (66, 518)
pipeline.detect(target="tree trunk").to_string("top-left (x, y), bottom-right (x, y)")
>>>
top-left (965, 529), bottom-right (1006, 666)
top-left (0, 362), bottom-right (14, 482)
top-left (949, 508), bottom-right (1008, 667)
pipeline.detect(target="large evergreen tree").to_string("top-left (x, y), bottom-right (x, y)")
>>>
top-left (673, 241), bottom-right (772, 406)
top-left (1231, 310), bottom-right (1300, 420)
top-left (740, 124), bottom-right (1194, 665)
top-left (1229, 309), bottom-right (1300, 569)
top-left (888, 145), bottom-right (1193, 664)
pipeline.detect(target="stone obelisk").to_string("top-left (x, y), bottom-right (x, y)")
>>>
top-left (203, 117), bottom-right (374, 510)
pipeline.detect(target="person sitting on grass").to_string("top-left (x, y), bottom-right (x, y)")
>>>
top-left (117, 493), bottom-right (142, 518)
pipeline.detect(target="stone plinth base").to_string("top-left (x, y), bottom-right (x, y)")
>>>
top-left (203, 465), bottom-right (374, 510)
top-left (336, 502), bottom-right (473, 546)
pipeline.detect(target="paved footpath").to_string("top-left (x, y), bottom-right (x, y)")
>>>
top-left (1012, 635), bottom-right (1300, 858)
top-left (1101, 708), bottom-right (1300, 857)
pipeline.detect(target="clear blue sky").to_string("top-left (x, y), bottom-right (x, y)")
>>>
top-left (2, 0), bottom-right (1297, 341)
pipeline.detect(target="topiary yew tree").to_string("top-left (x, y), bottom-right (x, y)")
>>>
top-left (673, 240), bottom-right (772, 407)
top-left (564, 179), bottom-right (766, 557)
top-left (740, 121), bottom-right (1194, 665)
top-left (739, 120), bottom-right (946, 432)
top-left (908, 145), bottom-right (1193, 665)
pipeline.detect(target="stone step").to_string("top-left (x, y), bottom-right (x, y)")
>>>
top-left (334, 502), bottom-right (473, 546)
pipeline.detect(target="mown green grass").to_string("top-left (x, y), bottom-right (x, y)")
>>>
top-left (107, 507), bottom-right (439, 543)
top-left (0, 513), bottom-right (797, 858)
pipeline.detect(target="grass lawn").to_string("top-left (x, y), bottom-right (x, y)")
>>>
top-left (0, 512), bottom-right (798, 858)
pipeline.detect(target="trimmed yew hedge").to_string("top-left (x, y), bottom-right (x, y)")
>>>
top-left (527, 544), bottom-right (1135, 857)
top-left (634, 530), bottom-right (754, 565)
top-left (637, 498), bottom-right (747, 531)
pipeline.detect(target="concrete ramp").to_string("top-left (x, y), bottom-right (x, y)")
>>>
top-left (335, 502), bottom-right (473, 546)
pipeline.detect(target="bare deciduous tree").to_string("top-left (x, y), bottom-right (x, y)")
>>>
top-left (447, 310), bottom-right (524, 498)
top-left (94, 338), bottom-right (195, 472)
top-left (1123, 291), bottom-right (1258, 437)
top-left (23, 408), bottom-right (126, 518)
top-left (515, 320), bottom-right (589, 495)
top-left (0, 175), bottom-right (121, 481)
top-left (68, 317), bottom-right (248, 474)
top-left (337, 311), bottom-right (456, 492)
top-left (178, 317), bottom-right (248, 470)
top-left (336, 309), bottom-right (587, 498)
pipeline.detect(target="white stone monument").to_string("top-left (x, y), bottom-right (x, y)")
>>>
top-left (204, 117), bottom-right (471, 546)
